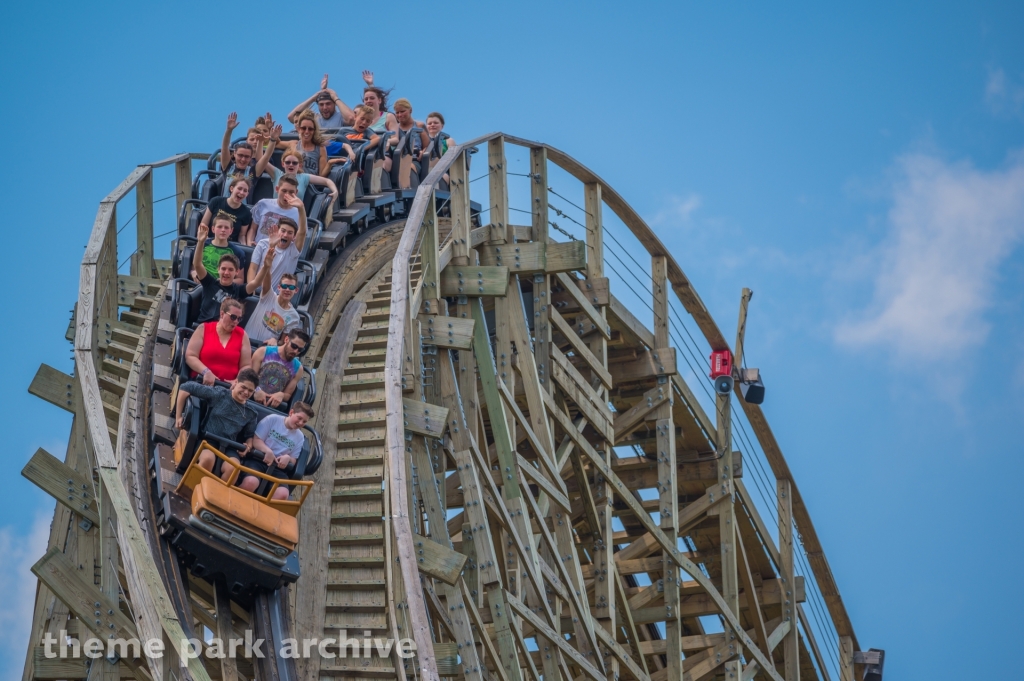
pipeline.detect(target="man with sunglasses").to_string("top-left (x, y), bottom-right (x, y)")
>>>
top-left (245, 271), bottom-right (302, 343)
top-left (251, 329), bottom-right (309, 409)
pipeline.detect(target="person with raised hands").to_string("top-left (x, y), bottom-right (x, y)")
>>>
top-left (192, 224), bottom-right (269, 324)
top-left (219, 112), bottom-right (259, 193)
top-left (192, 214), bottom-right (247, 284)
top-left (255, 124), bottom-right (339, 200)
top-left (359, 70), bottom-right (397, 133)
top-left (248, 196), bottom-right (308, 292)
top-left (245, 268), bottom-right (302, 344)
top-left (288, 73), bottom-right (354, 129)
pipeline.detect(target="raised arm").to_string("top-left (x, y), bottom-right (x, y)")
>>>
top-left (288, 90), bottom-right (321, 125)
top-left (325, 88), bottom-right (355, 127)
top-left (192, 224), bottom-right (210, 281)
top-left (255, 124), bottom-right (282, 177)
top-left (284, 195), bottom-right (309, 252)
top-left (246, 243), bottom-right (276, 294)
top-left (221, 113), bottom-right (239, 170)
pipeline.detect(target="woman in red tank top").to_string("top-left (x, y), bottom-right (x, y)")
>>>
top-left (185, 298), bottom-right (253, 384)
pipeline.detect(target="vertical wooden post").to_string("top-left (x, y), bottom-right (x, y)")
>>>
top-left (450, 152), bottom-right (478, 441)
top-left (87, 480), bottom-right (118, 681)
top-left (489, 137), bottom-right (511, 243)
top-left (651, 255), bottom-right (679, 680)
top-left (530, 148), bottom-right (551, 394)
top-left (213, 580), bottom-right (239, 681)
top-left (779, 478), bottom-right (800, 681)
top-left (489, 137), bottom-right (516, 438)
top-left (450, 152), bottom-right (472, 265)
top-left (420, 192), bottom-right (440, 314)
top-left (135, 169), bottom-right (154, 278)
top-left (839, 636), bottom-right (854, 681)
top-left (175, 156), bottom-right (192, 220)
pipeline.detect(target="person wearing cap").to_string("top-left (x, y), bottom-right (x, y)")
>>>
top-left (288, 73), bottom-right (354, 129)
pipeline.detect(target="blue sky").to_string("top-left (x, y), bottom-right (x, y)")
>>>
top-left (2, 2), bottom-right (1023, 679)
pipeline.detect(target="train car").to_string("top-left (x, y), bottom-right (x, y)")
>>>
top-left (148, 126), bottom-right (479, 597)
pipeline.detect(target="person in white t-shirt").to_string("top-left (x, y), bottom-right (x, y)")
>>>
top-left (249, 175), bottom-right (303, 244)
top-left (245, 271), bottom-right (302, 343)
top-left (242, 403), bottom-right (314, 500)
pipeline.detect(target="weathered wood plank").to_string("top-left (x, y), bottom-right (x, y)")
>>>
top-left (21, 448), bottom-right (99, 527)
top-left (411, 533), bottom-right (467, 585)
top-left (28, 364), bottom-right (75, 412)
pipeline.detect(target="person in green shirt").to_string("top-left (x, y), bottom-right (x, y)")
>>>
top-left (195, 215), bottom-right (245, 284)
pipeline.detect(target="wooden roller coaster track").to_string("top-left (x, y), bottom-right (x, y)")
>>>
top-left (20, 135), bottom-right (871, 681)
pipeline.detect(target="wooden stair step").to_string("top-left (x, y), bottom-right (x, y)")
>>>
top-left (334, 469), bottom-right (384, 486)
top-left (319, 664), bottom-right (396, 677)
top-left (337, 416), bottom-right (385, 430)
top-left (106, 341), bottom-right (136, 362)
top-left (335, 453), bottom-right (384, 466)
top-left (326, 579), bottom-right (387, 590)
top-left (331, 486), bottom-right (382, 500)
top-left (352, 338), bottom-right (388, 350)
top-left (340, 378), bottom-right (386, 391)
top-left (335, 434), bottom-right (385, 448)
top-left (329, 534), bottom-right (384, 546)
top-left (360, 311), bottom-right (392, 323)
top-left (331, 511), bottom-right (383, 522)
top-left (328, 556), bottom-right (386, 568)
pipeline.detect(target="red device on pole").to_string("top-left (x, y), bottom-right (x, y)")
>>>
top-left (710, 350), bottom-right (732, 379)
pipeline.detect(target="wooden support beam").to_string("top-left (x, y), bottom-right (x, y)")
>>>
top-left (550, 308), bottom-right (612, 389)
top-left (543, 401), bottom-right (785, 681)
top-left (506, 592), bottom-right (604, 681)
top-left (21, 448), bottom-right (99, 527)
top-left (29, 364), bottom-right (76, 412)
top-left (779, 478), bottom-right (799, 681)
top-left (608, 348), bottom-right (676, 384)
top-left (412, 533), bottom-right (468, 585)
top-left (613, 383), bottom-right (671, 442)
top-left (30, 548), bottom-right (144, 675)
top-left (549, 346), bottom-right (614, 441)
top-left (420, 192), bottom-right (441, 313)
top-left (402, 398), bottom-right (448, 438)
top-left (450, 152), bottom-right (472, 264)
top-left (554, 272), bottom-right (610, 340)
top-left (470, 300), bottom-right (520, 500)
top-left (213, 580), bottom-right (239, 681)
top-left (478, 241), bottom-right (587, 274)
top-left (134, 169), bottom-right (154, 278)
top-left (418, 315), bottom-right (474, 350)
top-left (439, 265), bottom-right (509, 297)
top-left (489, 136), bottom-right (511, 243)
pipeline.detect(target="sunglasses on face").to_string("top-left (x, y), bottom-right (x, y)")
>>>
top-left (224, 312), bottom-right (241, 322)
top-left (279, 283), bottom-right (297, 291)
top-left (299, 126), bottom-right (314, 131)
top-left (283, 160), bottom-right (300, 166)
top-left (288, 342), bottom-right (306, 352)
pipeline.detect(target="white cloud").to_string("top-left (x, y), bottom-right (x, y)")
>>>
top-left (0, 514), bottom-right (51, 681)
top-left (653, 193), bottom-right (702, 224)
top-left (836, 152), bottom-right (1024, 361)
top-left (986, 67), bottom-right (1024, 117)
